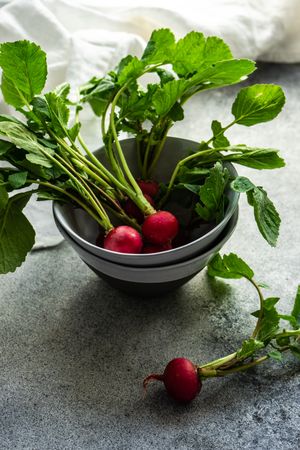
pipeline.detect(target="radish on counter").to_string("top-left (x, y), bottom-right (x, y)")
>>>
top-left (143, 254), bottom-right (300, 403)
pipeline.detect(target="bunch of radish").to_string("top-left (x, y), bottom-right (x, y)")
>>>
top-left (103, 179), bottom-right (179, 254)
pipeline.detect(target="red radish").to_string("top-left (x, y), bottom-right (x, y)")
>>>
top-left (142, 242), bottom-right (172, 254)
top-left (142, 211), bottom-right (179, 245)
top-left (137, 179), bottom-right (159, 198)
top-left (143, 358), bottom-right (201, 403)
top-left (124, 194), bottom-right (155, 224)
top-left (103, 226), bottom-right (143, 254)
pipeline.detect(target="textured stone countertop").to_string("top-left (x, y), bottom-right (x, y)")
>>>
top-left (1, 63), bottom-right (300, 450)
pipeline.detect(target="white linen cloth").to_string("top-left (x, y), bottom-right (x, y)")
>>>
top-left (0, 0), bottom-right (299, 248)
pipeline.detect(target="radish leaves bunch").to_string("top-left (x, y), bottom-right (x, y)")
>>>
top-left (144, 253), bottom-right (300, 403)
top-left (0, 29), bottom-right (286, 274)
top-left (0, 40), bottom-right (178, 273)
top-left (81, 29), bottom-right (285, 247)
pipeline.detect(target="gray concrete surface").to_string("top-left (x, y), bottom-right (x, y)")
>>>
top-left (1, 63), bottom-right (300, 449)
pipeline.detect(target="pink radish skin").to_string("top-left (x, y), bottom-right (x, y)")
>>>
top-left (142, 211), bottom-right (179, 245)
top-left (137, 179), bottom-right (159, 198)
top-left (143, 358), bottom-right (202, 403)
top-left (142, 242), bottom-right (172, 254)
top-left (103, 226), bottom-right (143, 254)
top-left (124, 194), bottom-right (154, 224)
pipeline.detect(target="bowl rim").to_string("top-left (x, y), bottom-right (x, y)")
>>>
top-left (53, 136), bottom-right (239, 260)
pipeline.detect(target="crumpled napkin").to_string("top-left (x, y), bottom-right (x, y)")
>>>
top-left (1, 0), bottom-right (299, 248)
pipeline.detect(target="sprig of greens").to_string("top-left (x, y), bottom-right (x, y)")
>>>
top-left (198, 253), bottom-right (300, 378)
top-left (0, 29), bottom-right (287, 273)
top-left (0, 40), bottom-right (155, 273)
top-left (81, 30), bottom-right (285, 247)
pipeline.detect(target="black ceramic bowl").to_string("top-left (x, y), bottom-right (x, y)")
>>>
top-left (54, 208), bottom-right (238, 296)
top-left (53, 137), bottom-right (239, 267)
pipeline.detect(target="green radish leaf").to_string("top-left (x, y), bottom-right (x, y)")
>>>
top-left (232, 84), bottom-right (285, 126)
top-left (80, 76), bottom-right (116, 117)
top-left (268, 351), bottom-right (283, 362)
top-left (195, 162), bottom-right (229, 222)
top-left (118, 56), bottom-right (145, 85)
top-left (0, 182), bottom-right (8, 209)
top-left (0, 114), bottom-right (25, 125)
top-left (236, 339), bottom-right (264, 360)
top-left (230, 176), bottom-right (280, 246)
top-left (68, 122), bottom-right (81, 141)
top-left (291, 285), bottom-right (300, 328)
top-left (247, 187), bottom-right (280, 247)
top-left (224, 147), bottom-right (285, 170)
top-left (8, 171), bottom-right (28, 188)
top-left (0, 121), bottom-right (54, 168)
top-left (37, 138), bottom-right (58, 150)
top-left (0, 40), bottom-right (47, 108)
top-left (0, 191), bottom-right (35, 274)
top-left (188, 59), bottom-right (256, 92)
top-left (176, 183), bottom-right (200, 195)
top-left (45, 92), bottom-right (70, 137)
top-left (211, 120), bottom-right (230, 148)
top-left (168, 102), bottom-right (184, 122)
top-left (152, 79), bottom-right (189, 116)
top-left (53, 82), bottom-right (71, 100)
top-left (263, 297), bottom-right (280, 310)
top-left (5, 145), bottom-right (58, 180)
top-left (178, 166), bottom-right (210, 184)
top-left (278, 314), bottom-right (298, 328)
top-left (0, 139), bottom-right (14, 157)
top-left (155, 68), bottom-right (175, 85)
top-left (119, 83), bottom-right (158, 122)
top-left (207, 253), bottom-right (254, 279)
top-left (31, 96), bottom-right (50, 121)
top-left (116, 55), bottom-right (134, 74)
top-left (231, 176), bottom-right (256, 193)
top-left (252, 298), bottom-right (280, 342)
top-left (173, 32), bottom-right (232, 76)
top-left (37, 190), bottom-right (65, 202)
top-left (142, 28), bottom-right (176, 64)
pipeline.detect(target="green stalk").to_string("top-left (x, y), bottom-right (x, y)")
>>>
top-left (106, 132), bottom-right (128, 183)
top-left (199, 352), bottom-right (237, 370)
top-left (109, 81), bottom-right (155, 215)
top-left (101, 104), bottom-right (125, 180)
top-left (71, 158), bottom-right (116, 196)
top-left (37, 146), bottom-right (113, 230)
top-left (248, 278), bottom-right (265, 339)
top-left (54, 152), bottom-right (110, 220)
top-left (27, 179), bottom-right (104, 226)
top-left (104, 204), bottom-right (141, 232)
top-left (158, 147), bottom-right (216, 207)
top-left (53, 134), bottom-right (111, 184)
top-left (101, 101), bottom-right (110, 138)
top-left (147, 120), bottom-right (172, 177)
top-left (206, 120), bottom-right (237, 146)
top-left (199, 356), bottom-right (269, 379)
top-left (142, 127), bottom-right (156, 179)
top-left (51, 131), bottom-right (132, 198)
top-left (275, 330), bottom-right (300, 339)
